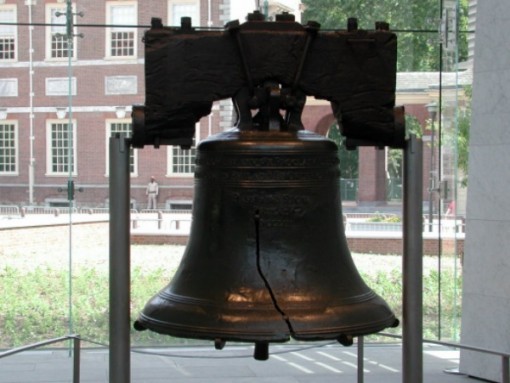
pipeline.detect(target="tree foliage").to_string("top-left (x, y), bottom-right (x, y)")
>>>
top-left (328, 123), bottom-right (359, 179)
top-left (456, 86), bottom-right (471, 186)
top-left (386, 114), bottom-right (423, 180)
top-left (302, 0), bottom-right (469, 72)
top-left (442, 85), bottom-right (471, 187)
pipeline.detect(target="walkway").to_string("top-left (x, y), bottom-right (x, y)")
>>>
top-left (0, 343), bottom-right (474, 383)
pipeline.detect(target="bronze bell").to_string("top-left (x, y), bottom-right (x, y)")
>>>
top-left (134, 126), bottom-right (398, 359)
top-left (133, 16), bottom-right (402, 360)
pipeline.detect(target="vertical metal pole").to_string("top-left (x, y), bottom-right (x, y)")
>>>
top-left (357, 336), bottom-right (364, 383)
top-left (73, 336), bottom-right (81, 383)
top-left (427, 118), bottom-right (435, 233)
top-left (27, 1), bottom-right (35, 205)
top-left (65, 0), bottom-right (76, 351)
top-left (403, 135), bottom-right (423, 383)
top-left (503, 355), bottom-right (509, 383)
top-left (109, 134), bottom-right (131, 383)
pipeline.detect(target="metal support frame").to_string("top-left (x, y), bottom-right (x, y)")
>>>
top-left (107, 133), bottom-right (510, 383)
top-left (109, 135), bottom-right (131, 383)
top-left (403, 135), bottom-right (424, 383)
top-left (357, 336), bottom-right (364, 383)
top-left (0, 335), bottom-right (81, 383)
top-left (107, 133), bottom-right (425, 383)
top-left (355, 135), bottom-right (424, 383)
top-left (354, 132), bottom-right (510, 383)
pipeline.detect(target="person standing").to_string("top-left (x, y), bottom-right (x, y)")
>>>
top-left (445, 200), bottom-right (456, 217)
top-left (146, 176), bottom-right (159, 210)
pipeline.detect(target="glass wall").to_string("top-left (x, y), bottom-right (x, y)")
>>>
top-left (303, 0), bottom-right (469, 342)
top-left (0, 0), bottom-right (471, 351)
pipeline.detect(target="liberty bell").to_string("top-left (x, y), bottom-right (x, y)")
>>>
top-left (133, 14), bottom-right (404, 360)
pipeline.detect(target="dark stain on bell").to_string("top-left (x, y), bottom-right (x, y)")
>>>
top-left (133, 11), bottom-right (402, 360)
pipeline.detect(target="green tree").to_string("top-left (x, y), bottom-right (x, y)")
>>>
top-left (387, 114), bottom-right (423, 180)
top-left (302, 0), bottom-right (469, 72)
top-left (443, 85), bottom-right (471, 186)
top-left (456, 87), bottom-right (471, 186)
top-left (328, 123), bottom-right (358, 179)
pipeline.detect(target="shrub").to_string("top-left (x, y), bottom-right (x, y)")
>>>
top-left (0, 264), bottom-right (462, 348)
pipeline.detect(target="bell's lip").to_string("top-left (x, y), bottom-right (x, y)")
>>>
top-left (134, 292), bottom-right (398, 343)
top-left (134, 311), bottom-right (398, 343)
top-left (134, 312), bottom-right (291, 343)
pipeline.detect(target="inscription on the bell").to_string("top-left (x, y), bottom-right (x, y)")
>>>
top-left (195, 168), bottom-right (340, 181)
top-left (222, 170), bottom-right (330, 181)
top-left (231, 191), bottom-right (315, 227)
top-left (195, 153), bottom-right (340, 182)
top-left (196, 155), bottom-right (339, 168)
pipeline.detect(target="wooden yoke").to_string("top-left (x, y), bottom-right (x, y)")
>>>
top-left (132, 12), bottom-right (404, 149)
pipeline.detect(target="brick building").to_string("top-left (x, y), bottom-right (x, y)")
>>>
top-left (0, 0), bottom-right (466, 212)
top-left (0, 0), bottom-right (235, 210)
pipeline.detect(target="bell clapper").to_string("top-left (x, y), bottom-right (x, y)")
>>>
top-left (254, 342), bottom-right (269, 361)
top-left (214, 338), bottom-right (226, 350)
top-left (337, 334), bottom-right (354, 347)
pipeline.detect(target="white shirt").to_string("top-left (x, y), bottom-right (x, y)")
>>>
top-left (146, 181), bottom-right (158, 195)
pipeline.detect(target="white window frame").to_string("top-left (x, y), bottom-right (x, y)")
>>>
top-left (0, 78), bottom-right (18, 97)
top-left (106, 119), bottom-right (138, 176)
top-left (105, 1), bottom-right (138, 59)
top-left (104, 75), bottom-right (138, 95)
top-left (168, 0), bottom-right (200, 27)
top-left (167, 145), bottom-right (197, 177)
top-left (0, 120), bottom-right (18, 175)
top-left (166, 122), bottom-right (199, 177)
top-left (45, 77), bottom-right (77, 96)
top-left (46, 119), bottom-right (77, 176)
top-left (45, 3), bottom-right (78, 61)
top-left (0, 5), bottom-right (17, 62)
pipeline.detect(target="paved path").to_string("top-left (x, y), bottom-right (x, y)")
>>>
top-left (0, 343), bottom-right (474, 383)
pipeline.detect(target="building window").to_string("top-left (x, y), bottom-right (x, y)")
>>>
top-left (107, 2), bottom-right (137, 58)
top-left (46, 5), bottom-right (75, 60)
top-left (0, 7), bottom-right (17, 61)
top-left (0, 122), bottom-right (17, 174)
top-left (168, 121), bottom-right (199, 175)
top-left (169, 146), bottom-right (196, 175)
top-left (105, 75), bottom-right (137, 95)
top-left (47, 121), bottom-right (76, 175)
top-left (0, 79), bottom-right (18, 97)
top-left (46, 77), bottom-right (77, 96)
top-left (168, 1), bottom-right (199, 26)
top-left (107, 120), bottom-right (137, 175)
top-left (165, 200), bottom-right (192, 211)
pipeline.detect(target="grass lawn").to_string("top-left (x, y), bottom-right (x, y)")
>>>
top-left (0, 223), bottom-right (463, 349)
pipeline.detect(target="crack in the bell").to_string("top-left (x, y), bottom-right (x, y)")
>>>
top-left (253, 210), bottom-right (296, 337)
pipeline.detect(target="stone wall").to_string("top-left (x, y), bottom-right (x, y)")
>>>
top-left (459, 2), bottom-right (510, 381)
top-left (131, 232), bottom-right (464, 257)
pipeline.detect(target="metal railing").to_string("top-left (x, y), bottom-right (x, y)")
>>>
top-left (131, 210), bottom-right (192, 231)
top-left (0, 334), bottom-right (81, 383)
top-left (21, 206), bottom-right (78, 216)
top-left (0, 205), bottom-right (20, 216)
top-left (422, 339), bottom-right (509, 383)
top-left (356, 334), bottom-right (510, 383)
top-left (139, 208), bottom-right (192, 214)
top-left (79, 207), bottom-right (110, 214)
top-left (1, 333), bottom-right (508, 383)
